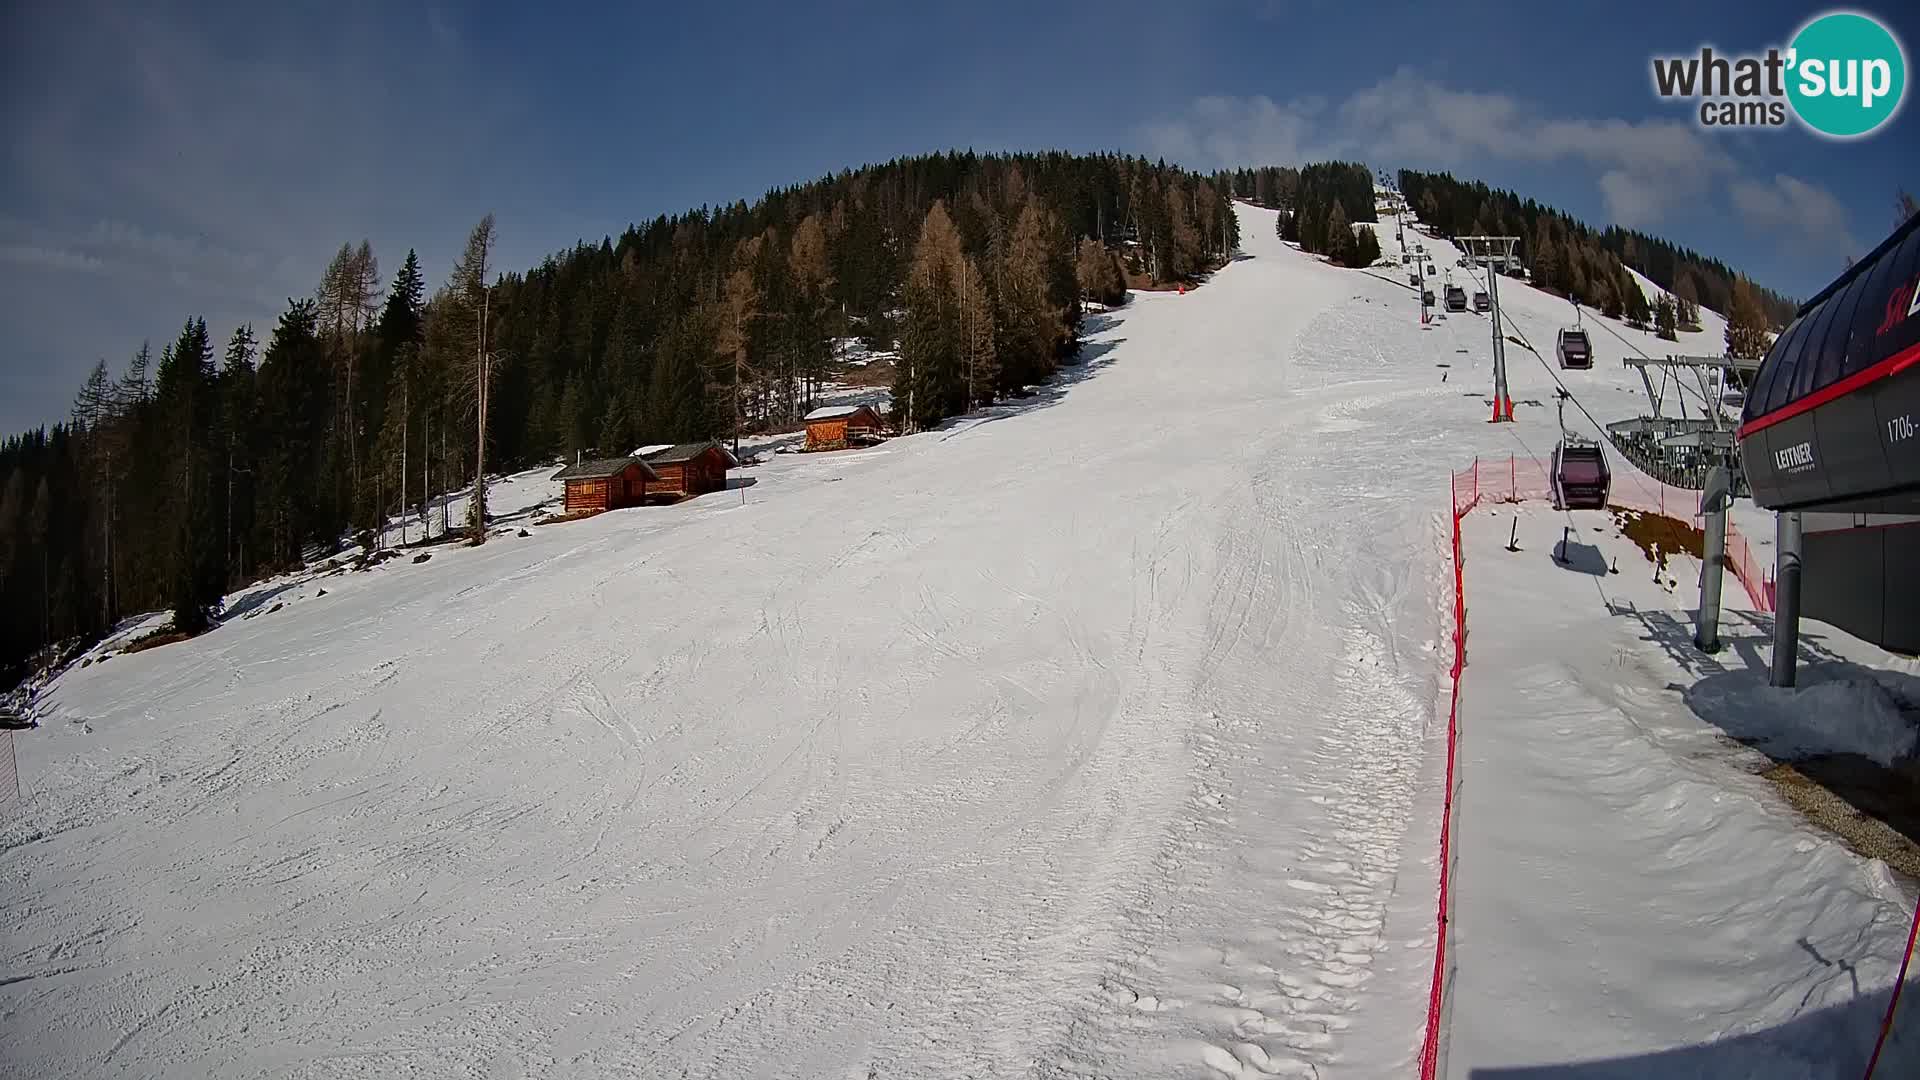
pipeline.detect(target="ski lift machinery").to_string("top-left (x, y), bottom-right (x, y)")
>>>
top-left (1550, 389), bottom-right (1612, 510)
top-left (1557, 301), bottom-right (1594, 370)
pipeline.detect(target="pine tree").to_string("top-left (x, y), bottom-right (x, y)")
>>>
top-left (449, 214), bottom-right (496, 543)
top-left (255, 299), bottom-right (328, 568)
top-left (1654, 294), bottom-right (1678, 341)
top-left (154, 318), bottom-right (222, 633)
top-left (1349, 223), bottom-right (1381, 268)
top-left (379, 250), bottom-right (426, 349)
top-left (219, 325), bottom-right (257, 583)
top-left (1620, 268), bottom-right (1651, 327)
top-left (1324, 200), bottom-right (1353, 265)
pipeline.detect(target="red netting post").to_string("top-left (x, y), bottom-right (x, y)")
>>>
top-left (1864, 896), bottom-right (1920, 1079)
top-left (1510, 455), bottom-right (1516, 502)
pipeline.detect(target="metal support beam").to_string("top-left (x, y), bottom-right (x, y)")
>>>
top-left (1771, 511), bottom-right (1803, 687)
top-left (1696, 467), bottom-right (1731, 653)
top-left (1458, 236), bottom-right (1520, 423)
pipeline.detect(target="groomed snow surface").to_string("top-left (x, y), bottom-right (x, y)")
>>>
top-left (3, 203), bottom-right (1915, 1078)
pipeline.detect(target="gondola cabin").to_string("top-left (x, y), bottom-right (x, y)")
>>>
top-left (1444, 285), bottom-right (1467, 313)
top-left (803, 404), bottom-right (884, 451)
top-left (639, 442), bottom-right (738, 499)
top-left (552, 457), bottom-right (656, 514)
top-left (1472, 290), bottom-right (1490, 313)
top-left (1557, 327), bottom-right (1593, 369)
top-left (1738, 212), bottom-right (1920, 653)
top-left (1551, 440), bottom-right (1612, 510)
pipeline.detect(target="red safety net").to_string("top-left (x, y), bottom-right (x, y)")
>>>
top-left (1447, 455), bottom-right (1774, 613)
top-left (1425, 456), bottom-right (1788, 1078)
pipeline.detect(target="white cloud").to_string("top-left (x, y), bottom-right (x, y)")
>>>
top-left (1137, 68), bottom-right (1803, 228)
top-left (0, 244), bottom-right (104, 274)
top-left (1140, 94), bottom-right (1325, 172)
top-left (1730, 174), bottom-right (1861, 259)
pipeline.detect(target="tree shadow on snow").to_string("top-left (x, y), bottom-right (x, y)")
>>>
top-left (929, 345), bottom-right (1125, 440)
top-left (221, 581), bottom-right (302, 623)
top-left (1466, 981), bottom-right (1919, 1079)
top-left (921, 312), bottom-right (1132, 439)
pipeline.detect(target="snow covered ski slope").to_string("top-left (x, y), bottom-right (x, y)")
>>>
top-left (3, 202), bottom-right (1909, 1079)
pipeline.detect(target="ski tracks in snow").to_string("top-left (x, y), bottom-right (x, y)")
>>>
top-left (4, 208), bottom-right (1464, 1080)
top-left (1055, 287), bottom-right (1454, 1079)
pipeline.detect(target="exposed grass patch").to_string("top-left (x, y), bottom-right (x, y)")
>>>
top-left (1610, 508), bottom-right (1704, 572)
top-left (121, 627), bottom-right (200, 655)
top-left (1761, 755), bottom-right (1920, 881)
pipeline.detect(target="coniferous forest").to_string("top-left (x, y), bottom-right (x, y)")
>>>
top-left (0, 152), bottom-right (1239, 683)
top-left (0, 151), bottom-right (1808, 686)
top-left (1395, 169), bottom-right (1799, 328)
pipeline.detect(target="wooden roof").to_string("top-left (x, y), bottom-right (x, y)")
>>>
top-left (641, 441), bottom-right (739, 467)
top-left (552, 456), bottom-right (656, 481)
top-left (803, 404), bottom-right (878, 422)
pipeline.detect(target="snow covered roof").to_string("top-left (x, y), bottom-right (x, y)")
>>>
top-left (803, 404), bottom-right (874, 421)
top-left (552, 457), bottom-right (655, 481)
top-left (640, 441), bottom-right (740, 467)
top-left (633, 444), bottom-right (672, 457)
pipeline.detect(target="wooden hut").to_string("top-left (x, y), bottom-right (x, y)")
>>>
top-left (639, 442), bottom-right (738, 498)
top-left (802, 404), bottom-right (884, 451)
top-left (551, 456), bottom-right (657, 514)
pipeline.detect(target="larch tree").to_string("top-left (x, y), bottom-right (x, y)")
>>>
top-left (896, 200), bottom-right (970, 431)
top-left (789, 214), bottom-right (836, 409)
top-left (1673, 273), bottom-right (1701, 329)
top-left (1075, 237), bottom-right (1125, 307)
top-left (714, 238), bottom-right (764, 454)
top-left (1725, 277), bottom-right (1770, 359)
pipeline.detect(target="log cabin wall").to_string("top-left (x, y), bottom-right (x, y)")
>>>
top-left (564, 478), bottom-right (610, 514)
top-left (654, 463), bottom-right (687, 495)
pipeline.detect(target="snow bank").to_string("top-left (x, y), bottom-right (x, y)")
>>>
top-left (1687, 664), bottom-right (1920, 767)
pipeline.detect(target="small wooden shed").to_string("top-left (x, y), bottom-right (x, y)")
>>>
top-left (552, 456), bottom-right (657, 514)
top-left (803, 404), bottom-right (884, 451)
top-left (639, 442), bottom-right (738, 498)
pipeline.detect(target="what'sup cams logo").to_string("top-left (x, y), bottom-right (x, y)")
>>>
top-left (1651, 10), bottom-right (1907, 137)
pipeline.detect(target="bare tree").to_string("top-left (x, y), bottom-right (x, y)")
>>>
top-left (448, 214), bottom-right (497, 544)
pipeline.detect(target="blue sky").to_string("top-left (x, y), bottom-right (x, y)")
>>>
top-left (2, 0), bottom-right (1915, 432)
